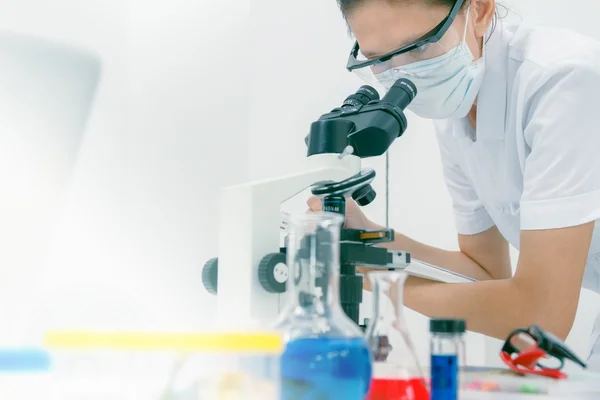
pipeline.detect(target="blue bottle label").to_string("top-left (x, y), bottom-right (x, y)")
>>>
top-left (431, 354), bottom-right (458, 400)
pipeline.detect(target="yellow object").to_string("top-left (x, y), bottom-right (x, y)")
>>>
top-left (44, 332), bottom-right (282, 353)
top-left (359, 231), bottom-right (387, 240)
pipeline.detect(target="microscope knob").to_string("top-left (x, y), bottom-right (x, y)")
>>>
top-left (352, 184), bottom-right (376, 206)
top-left (202, 257), bottom-right (219, 295)
top-left (258, 252), bottom-right (288, 293)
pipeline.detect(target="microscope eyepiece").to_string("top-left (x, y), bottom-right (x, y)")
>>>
top-left (357, 85), bottom-right (380, 101)
top-left (307, 78), bottom-right (416, 158)
top-left (382, 78), bottom-right (417, 112)
top-left (342, 85), bottom-right (380, 109)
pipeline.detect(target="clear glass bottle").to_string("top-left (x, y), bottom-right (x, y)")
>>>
top-left (364, 271), bottom-right (429, 400)
top-left (275, 212), bottom-right (372, 400)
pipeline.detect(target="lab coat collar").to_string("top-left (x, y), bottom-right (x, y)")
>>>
top-left (473, 19), bottom-right (513, 141)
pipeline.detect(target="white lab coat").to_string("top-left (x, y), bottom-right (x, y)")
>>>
top-left (433, 18), bottom-right (600, 368)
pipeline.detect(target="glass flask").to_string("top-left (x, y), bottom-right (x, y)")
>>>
top-left (365, 271), bottom-right (430, 400)
top-left (274, 212), bottom-right (372, 400)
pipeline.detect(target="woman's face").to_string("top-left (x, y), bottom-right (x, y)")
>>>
top-left (346, 0), bottom-right (485, 69)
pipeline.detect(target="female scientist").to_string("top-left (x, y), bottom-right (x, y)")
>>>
top-left (308, 0), bottom-right (600, 367)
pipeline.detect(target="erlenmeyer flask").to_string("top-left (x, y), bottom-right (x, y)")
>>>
top-left (275, 212), bottom-right (372, 400)
top-left (365, 271), bottom-right (429, 400)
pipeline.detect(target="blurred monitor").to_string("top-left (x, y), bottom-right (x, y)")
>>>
top-left (0, 31), bottom-right (100, 312)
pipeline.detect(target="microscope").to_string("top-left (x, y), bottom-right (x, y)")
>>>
top-left (202, 78), bottom-right (419, 329)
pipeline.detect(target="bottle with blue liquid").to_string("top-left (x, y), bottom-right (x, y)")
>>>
top-left (275, 212), bottom-right (372, 400)
top-left (430, 319), bottom-right (466, 400)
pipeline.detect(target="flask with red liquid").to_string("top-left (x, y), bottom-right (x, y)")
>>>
top-left (365, 271), bottom-right (430, 400)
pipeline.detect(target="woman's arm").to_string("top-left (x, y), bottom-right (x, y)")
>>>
top-left (360, 223), bottom-right (512, 290)
top-left (403, 222), bottom-right (594, 341)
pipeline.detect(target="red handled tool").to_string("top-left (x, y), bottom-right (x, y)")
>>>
top-left (500, 325), bottom-right (587, 379)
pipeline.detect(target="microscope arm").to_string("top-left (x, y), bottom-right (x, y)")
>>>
top-left (215, 154), bottom-right (361, 328)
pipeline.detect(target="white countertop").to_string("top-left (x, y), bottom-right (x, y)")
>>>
top-left (461, 392), bottom-right (597, 400)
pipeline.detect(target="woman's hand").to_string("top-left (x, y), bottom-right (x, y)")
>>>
top-left (306, 196), bottom-right (377, 230)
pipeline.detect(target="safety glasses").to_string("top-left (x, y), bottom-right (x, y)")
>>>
top-left (346, 0), bottom-right (466, 72)
top-left (500, 325), bottom-right (587, 379)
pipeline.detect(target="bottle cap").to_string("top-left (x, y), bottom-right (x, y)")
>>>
top-left (430, 319), bottom-right (466, 334)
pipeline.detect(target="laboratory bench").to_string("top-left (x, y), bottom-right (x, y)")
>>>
top-left (462, 393), bottom-right (597, 400)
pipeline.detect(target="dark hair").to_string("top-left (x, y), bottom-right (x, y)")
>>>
top-left (337, 0), bottom-right (504, 41)
top-left (338, 0), bottom-right (468, 18)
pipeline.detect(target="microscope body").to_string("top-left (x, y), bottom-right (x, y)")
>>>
top-left (213, 153), bottom-right (361, 327)
top-left (203, 79), bottom-right (418, 329)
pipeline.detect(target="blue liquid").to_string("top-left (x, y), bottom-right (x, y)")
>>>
top-left (281, 337), bottom-right (372, 400)
top-left (431, 354), bottom-right (458, 400)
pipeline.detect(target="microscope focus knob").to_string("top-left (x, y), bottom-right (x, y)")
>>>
top-left (352, 184), bottom-right (376, 206)
top-left (258, 252), bottom-right (288, 293)
top-left (202, 257), bottom-right (219, 295)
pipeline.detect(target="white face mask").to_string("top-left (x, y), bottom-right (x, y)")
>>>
top-left (375, 8), bottom-right (485, 120)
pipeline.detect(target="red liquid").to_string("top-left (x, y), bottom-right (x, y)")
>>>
top-left (366, 378), bottom-right (430, 400)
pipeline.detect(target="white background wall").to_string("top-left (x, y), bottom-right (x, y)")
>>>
top-left (0, 0), bottom-right (250, 335)
top-left (1, 0), bottom-right (599, 368)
